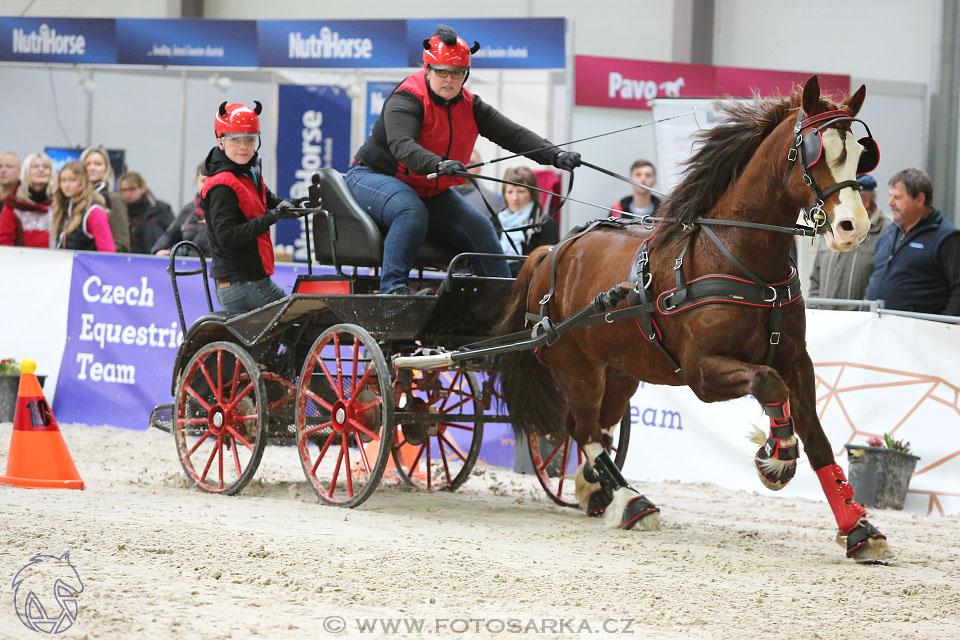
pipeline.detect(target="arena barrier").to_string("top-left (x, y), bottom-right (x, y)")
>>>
top-left (1, 246), bottom-right (957, 516)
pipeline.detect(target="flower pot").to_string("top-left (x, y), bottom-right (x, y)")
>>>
top-left (844, 444), bottom-right (920, 510)
top-left (0, 374), bottom-right (46, 423)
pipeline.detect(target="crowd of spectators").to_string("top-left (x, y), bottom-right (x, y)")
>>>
top-left (0, 148), bottom-right (201, 257)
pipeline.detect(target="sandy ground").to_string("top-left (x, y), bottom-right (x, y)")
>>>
top-left (1, 423), bottom-right (959, 640)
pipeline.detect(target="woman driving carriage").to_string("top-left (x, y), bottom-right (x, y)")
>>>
top-left (201, 101), bottom-right (298, 313)
top-left (346, 24), bottom-right (580, 295)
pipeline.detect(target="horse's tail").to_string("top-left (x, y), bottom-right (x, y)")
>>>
top-left (491, 246), bottom-right (568, 441)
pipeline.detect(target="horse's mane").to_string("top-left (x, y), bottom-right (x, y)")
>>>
top-left (659, 91), bottom-right (841, 226)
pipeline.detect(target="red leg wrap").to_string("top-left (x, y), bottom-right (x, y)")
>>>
top-left (816, 463), bottom-right (867, 534)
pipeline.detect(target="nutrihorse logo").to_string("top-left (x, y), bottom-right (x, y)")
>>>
top-left (12, 553), bottom-right (83, 634)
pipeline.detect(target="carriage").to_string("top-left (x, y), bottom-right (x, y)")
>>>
top-left (149, 167), bottom-right (630, 508)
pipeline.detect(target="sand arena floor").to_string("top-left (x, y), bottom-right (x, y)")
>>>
top-left (1, 422), bottom-right (959, 640)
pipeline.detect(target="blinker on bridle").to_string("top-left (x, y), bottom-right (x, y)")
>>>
top-left (783, 108), bottom-right (880, 232)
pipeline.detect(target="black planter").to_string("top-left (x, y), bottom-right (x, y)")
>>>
top-left (0, 374), bottom-right (47, 423)
top-left (844, 444), bottom-right (920, 510)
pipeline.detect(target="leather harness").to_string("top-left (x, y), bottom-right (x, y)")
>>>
top-left (525, 216), bottom-right (807, 375)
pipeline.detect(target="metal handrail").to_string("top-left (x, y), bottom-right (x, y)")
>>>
top-left (804, 296), bottom-right (960, 324)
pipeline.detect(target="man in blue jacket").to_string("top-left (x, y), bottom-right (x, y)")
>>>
top-left (864, 168), bottom-right (960, 317)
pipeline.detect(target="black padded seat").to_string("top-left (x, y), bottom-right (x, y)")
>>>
top-left (313, 168), bottom-right (459, 271)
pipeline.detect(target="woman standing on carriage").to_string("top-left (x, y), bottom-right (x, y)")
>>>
top-left (201, 101), bottom-right (298, 313)
top-left (347, 24), bottom-right (580, 295)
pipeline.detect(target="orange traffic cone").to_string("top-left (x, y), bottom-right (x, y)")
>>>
top-left (0, 358), bottom-right (84, 490)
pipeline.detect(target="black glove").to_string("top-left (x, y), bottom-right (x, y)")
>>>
top-left (264, 200), bottom-right (299, 224)
top-left (436, 160), bottom-right (467, 177)
top-left (553, 151), bottom-right (581, 171)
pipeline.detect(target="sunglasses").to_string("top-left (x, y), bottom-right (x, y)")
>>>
top-left (430, 67), bottom-right (467, 79)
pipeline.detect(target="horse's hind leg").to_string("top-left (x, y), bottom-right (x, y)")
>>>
top-left (574, 368), bottom-right (639, 518)
top-left (559, 366), bottom-right (658, 531)
top-left (788, 353), bottom-right (890, 561)
top-left (687, 355), bottom-right (799, 490)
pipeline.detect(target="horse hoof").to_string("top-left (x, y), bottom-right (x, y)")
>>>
top-left (843, 520), bottom-right (892, 562)
top-left (754, 447), bottom-right (797, 491)
top-left (585, 490), bottom-right (611, 517)
top-left (621, 495), bottom-right (660, 531)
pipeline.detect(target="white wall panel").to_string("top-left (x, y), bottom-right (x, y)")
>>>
top-left (205, 0), bottom-right (678, 61)
top-left (714, 0), bottom-right (938, 85)
top-left (0, 0), bottom-right (168, 17)
top-left (0, 66), bottom-right (88, 154)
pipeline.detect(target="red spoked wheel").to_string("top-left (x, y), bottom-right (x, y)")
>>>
top-left (392, 368), bottom-right (483, 491)
top-left (527, 410), bottom-right (631, 508)
top-left (173, 341), bottom-right (267, 495)
top-left (296, 324), bottom-right (394, 508)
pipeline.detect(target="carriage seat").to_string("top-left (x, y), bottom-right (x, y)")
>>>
top-left (312, 168), bottom-right (458, 270)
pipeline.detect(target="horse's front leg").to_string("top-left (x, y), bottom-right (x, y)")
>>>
top-left (788, 353), bottom-right (891, 561)
top-left (686, 355), bottom-right (800, 491)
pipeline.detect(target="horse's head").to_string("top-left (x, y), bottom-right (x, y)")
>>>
top-left (787, 76), bottom-right (877, 251)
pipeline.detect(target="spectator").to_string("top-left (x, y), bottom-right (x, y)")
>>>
top-left (153, 163), bottom-right (210, 257)
top-left (81, 146), bottom-right (131, 252)
top-left (117, 171), bottom-right (175, 254)
top-left (612, 159), bottom-right (661, 218)
top-left (203, 101), bottom-right (296, 313)
top-left (0, 152), bottom-right (20, 203)
top-left (809, 174), bottom-right (892, 307)
top-left (50, 161), bottom-right (115, 252)
top-left (0, 152), bottom-right (54, 248)
top-left (864, 168), bottom-right (960, 316)
top-left (453, 150), bottom-right (500, 213)
top-left (497, 166), bottom-right (559, 258)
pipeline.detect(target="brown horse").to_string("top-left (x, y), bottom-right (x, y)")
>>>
top-left (493, 76), bottom-right (891, 561)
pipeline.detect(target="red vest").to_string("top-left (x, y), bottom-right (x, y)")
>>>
top-left (394, 71), bottom-right (479, 197)
top-left (201, 170), bottom-right (274, 275)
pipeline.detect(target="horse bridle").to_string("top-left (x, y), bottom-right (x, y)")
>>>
top-left (783, 108), bottom-right (879, 231)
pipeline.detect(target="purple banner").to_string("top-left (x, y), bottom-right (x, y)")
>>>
top-left (53, 253), bottom-right (305, 429)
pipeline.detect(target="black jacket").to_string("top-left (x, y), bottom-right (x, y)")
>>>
top-left (355, 83), bottom-right (560, 179)
top-left (201, 147), bottom-right (281, 282)
top-left (127, 194), bottom-right (175, 254)
top-left (151, 195), bottom-right (210, 256)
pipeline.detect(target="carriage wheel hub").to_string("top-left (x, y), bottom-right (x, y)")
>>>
top-left (332, 400), bottom-right (349, 432)
top-left (209, 406), bottom-right (227, 434)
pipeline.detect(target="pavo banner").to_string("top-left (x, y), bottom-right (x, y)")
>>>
top-left (274, 84), bottom-right (352, 262)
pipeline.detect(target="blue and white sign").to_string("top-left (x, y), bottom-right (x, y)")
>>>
top-left (405, 18), bottom-right (566, 69)
top-left (275, 84), bottom-right (352, 261)
top-left (0, 17), bottom-right (116, 64)
top-left (365, 81), bottom-right (397, 139)
top-left (258, 20), bottom-right (406, 68)
top-left (116, 18), bottom-right (257, 66)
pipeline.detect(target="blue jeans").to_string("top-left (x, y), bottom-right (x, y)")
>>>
top-left (215, 277), bottom-right (286, 313)
top-left (345, 165), bottom-right (511, 293)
